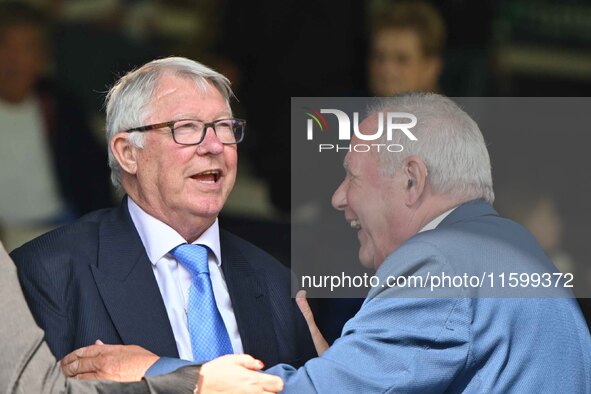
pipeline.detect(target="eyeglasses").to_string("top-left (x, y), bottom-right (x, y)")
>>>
top-left (124, 118), bottom-right (246, 145)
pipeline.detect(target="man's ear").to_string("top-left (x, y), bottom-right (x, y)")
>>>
top-left (403, 155), bottom-right (428, 205)
top-left (110, 133), bottom-right (139, 175)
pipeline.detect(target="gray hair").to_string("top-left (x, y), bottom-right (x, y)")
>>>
top-left (368, 93), bottom-right (494, 204)
top-left (105, 56), bottom-right (233, 189)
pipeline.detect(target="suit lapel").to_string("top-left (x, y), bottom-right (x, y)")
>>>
top-left (91, 199), bottom-right (179, 357)
top-left (220, 232), bottom-right (280, 365)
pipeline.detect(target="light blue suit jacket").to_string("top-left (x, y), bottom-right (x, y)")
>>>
top-left (268, 201), bottom-right (591, 393)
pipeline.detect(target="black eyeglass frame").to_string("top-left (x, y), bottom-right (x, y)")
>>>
top-left (124, 118), bottom-right (246, 145)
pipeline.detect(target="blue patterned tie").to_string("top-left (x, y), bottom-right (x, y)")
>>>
top-left (170, 244), bottom-right (233, 363)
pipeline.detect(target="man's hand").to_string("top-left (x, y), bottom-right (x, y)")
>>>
top-left (61, 340), bottom-right (159, 381)
top-left (198, 354), bottom-right (283, 394)
top-left (296, 290), bottom-right (329, 356)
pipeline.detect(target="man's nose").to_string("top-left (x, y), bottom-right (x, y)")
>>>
top-left (331, 181), bottom-right (347, 211)
top-left (197, 126), bottom-right (224, 155)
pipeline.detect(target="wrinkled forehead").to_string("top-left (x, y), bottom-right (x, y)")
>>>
top-left (151, 73), bottom-right (225, 101)
top-left (147, 73), bottom-right (231, 114)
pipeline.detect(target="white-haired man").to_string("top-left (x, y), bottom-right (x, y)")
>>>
top-left (12, 57), bottom-right (314, 381)
top-left (267, 93), bottom-right (591, 392)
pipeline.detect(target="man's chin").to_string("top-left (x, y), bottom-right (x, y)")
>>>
top-left (181, 200), bottom-right (225, 221)
top-left (357, 251), bottom-right (375, 270)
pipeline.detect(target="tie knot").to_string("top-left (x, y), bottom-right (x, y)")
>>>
top-left (170, 244), bottom-right (209, 275)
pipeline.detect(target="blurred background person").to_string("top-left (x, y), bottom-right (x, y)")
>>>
top-left (495, 187), bottom-right (591, 320)
top-left (497, 189), bottom-right (575, 274)
top-left (0, 2), bottom-right (113, 252)
top-left (367, 0), bottom-right (445, 96)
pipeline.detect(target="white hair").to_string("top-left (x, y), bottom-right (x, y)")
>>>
top-left (105, 56), bottom-right (234, 189)
top-left (368, 93), bottom-right (494, 204)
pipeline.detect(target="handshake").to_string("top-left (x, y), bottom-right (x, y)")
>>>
top-left (59, 291), bottom-right (327, 394)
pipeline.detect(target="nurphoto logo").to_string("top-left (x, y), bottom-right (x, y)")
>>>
top-left (305, 108), bottom-right (418, 152)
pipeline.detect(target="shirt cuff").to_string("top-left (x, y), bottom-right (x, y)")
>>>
top-left (145, 357), bottom-right (197, 377)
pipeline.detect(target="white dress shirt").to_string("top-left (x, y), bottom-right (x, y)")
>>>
top-left (127, 198), bottom-right (244, 361)
top-left (419, 207), bottom-right (456, 233)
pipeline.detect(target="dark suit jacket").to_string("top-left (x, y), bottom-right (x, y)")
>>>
top-left (11, 199), bottom-right (315, 367)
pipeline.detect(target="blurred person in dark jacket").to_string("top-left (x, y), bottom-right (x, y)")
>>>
top-left (0, 2), bottom-right (112, 251)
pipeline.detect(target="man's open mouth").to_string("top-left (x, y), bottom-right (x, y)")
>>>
top-left (191, 170), bottom-right (221, 183)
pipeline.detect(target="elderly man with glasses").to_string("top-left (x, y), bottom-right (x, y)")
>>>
top-left (11, 57), bottom-right (314, 383)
